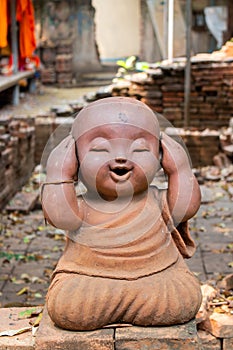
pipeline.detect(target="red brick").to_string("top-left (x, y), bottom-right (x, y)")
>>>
top-left (35, 307), bottom-right (114, 350)
top-left (199, 313), bottom-right (233, 338)
top-left (115, 319), bottom-right (199, 349)
top-left (55, 54), bottom-right (72, 73)
top-left (5, 191), bottom-right (39, 213)
top-left (217, 274), bottom-right (233, 290)
top-left (223, 337), bottom-right (233, 350)
top-left (41, 68), bottom-right (56, 84)
top-left (197, 330), bottom-right (221, 350)
top-left (41, 48), bottom-right (56, 64)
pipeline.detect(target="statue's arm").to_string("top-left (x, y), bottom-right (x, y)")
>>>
top-left (160, 133), bottom-right (201, 225)
top-left (41, 135), bottom-right (82, 231)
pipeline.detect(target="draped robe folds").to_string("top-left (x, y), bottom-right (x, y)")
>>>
top-left (53, 188), bottom-right (196, 280)
top-left (47, 187), bottom-right (202, 330)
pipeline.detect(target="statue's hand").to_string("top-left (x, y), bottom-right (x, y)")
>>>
top-left (160, 133), bottom-right (190, 175)
top-left (46, 135), bottom-right (79, 181)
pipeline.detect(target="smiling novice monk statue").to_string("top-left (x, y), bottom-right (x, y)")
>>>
top-left (41, 97), bottom-right (202, 331)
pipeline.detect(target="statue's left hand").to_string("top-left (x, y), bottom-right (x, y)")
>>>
top-left (46, 135), bottom-right (79, 181)
top-left (160, 132), bottom-right (190, 175)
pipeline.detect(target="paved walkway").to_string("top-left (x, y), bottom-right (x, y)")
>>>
top-left (0, 175), bottom-right (233, 307)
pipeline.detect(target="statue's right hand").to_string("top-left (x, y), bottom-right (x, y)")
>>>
top-left (46, 135), bottom-right (79, 181)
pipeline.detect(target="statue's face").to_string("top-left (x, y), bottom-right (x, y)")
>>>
top-left (77, 123), bottom-right (160, 200)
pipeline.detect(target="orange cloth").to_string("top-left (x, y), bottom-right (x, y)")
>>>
top-left (0, 0), bottom-right (8, 48)
top-left (0, 0), bottom-right (36, 57)
top-left (17, 0), bottom-right (36, 58)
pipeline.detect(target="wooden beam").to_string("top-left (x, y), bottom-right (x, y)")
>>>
top-left (10, 0), bottom-right (19, 105)
top-left (184, 0), bottom-right (192, 128)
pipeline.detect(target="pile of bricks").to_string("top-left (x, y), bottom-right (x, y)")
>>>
top-left (165, 128), bottom-right (220, 168)
top-left (35, 114), bottom-right (73, 166)
top-left (40, 42), bottom-right (73, 87)
top-left (0, 115), bottom-right (35, 209)
top-left (34, 112), bottom-right (57, 166)
top-left (112, 58), bottom-right (233, 129)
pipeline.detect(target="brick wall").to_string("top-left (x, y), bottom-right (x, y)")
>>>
top-left (112, 59), bottom-right (233, 129)
top-left (0, 116), bottom-right (35, 209)
top-left (40, 46), bottom-right (74, 87)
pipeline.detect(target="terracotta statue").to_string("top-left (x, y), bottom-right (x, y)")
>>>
top-left (41, 97), bottom-right (202, 331)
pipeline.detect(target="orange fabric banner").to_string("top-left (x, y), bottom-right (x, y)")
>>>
top-left (0, 0), bottom-right (36, 56)
top-left (17, 0), bottom-right (36, 58)
top-left (0, 0), bottom-right (8, 48)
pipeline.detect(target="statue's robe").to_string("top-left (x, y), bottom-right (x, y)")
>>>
top-left (46, 187), bottom-right (202, 330)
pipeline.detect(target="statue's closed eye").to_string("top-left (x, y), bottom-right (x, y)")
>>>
top-left (90, 148), bottom-right (109, 152)
top-left (133, 148), bottom-right (150, 153)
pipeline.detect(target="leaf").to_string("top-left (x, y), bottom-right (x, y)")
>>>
top-left (32, 326), bottom-right (38, 337)
top-left (201, 211), bottom-right (209, 218)
top-left (31, 312), bottom-right (43, 327)
top-left (215, 227), bottom-right (231, 234)
top-left (54, 234), bottom-right (65, 241)
top-left (21, 273), bottom-right (31, 282)
top-left (216, 223), bottom-right (226, 228)
top-left (31, 276), bottom-right (44, 284)
top-left (5, 230), bottom-right (12, 237)
top-left (23, 234), bottom-right (36, 243)
top-left (16, 287), bottom-right (29, 296)
top-left (213, 307), bottom-right (225, 313)
top-left (18, 307), bottom-right (42, 319)
top-left (38, 225), bottom-right (47, 231)
top-left (215, 192), bottom-right (224, 199)
top-left (52, 246), bottom-right (60, 252)
top-left (34, 293), bottom-right (42, 299)
top-left (0, 252), bottom-right (26, 261)
top-left (10, 277), bottom-right (24, 284)
top-left (0, 327), bottom-right (31, 337)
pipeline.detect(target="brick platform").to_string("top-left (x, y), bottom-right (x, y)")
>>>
top-left (1, 306), bottom-right (233, 349)
top-left (114, 321), bottom-right (200, 349)
top-left (35, 307), bottom-right (114, 350)
top-left (0, 307), bottom-right (202, 350)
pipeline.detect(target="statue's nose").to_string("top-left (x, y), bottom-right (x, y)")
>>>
top-left (115, 156), bottom-right (127, 163)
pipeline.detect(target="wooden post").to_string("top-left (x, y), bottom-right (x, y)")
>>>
top-left (146, 0), bottom-right (166, 58)
top-left (167, 0), bottom-right (174, 62)
top-left (10, 0), bottom-right (19, 105)
top-left (184, 0), bottom-right (192, 128)
top-left (164, 0), bottom-right (168, 59)
top-left (223, 0), bottom-right (233, 43)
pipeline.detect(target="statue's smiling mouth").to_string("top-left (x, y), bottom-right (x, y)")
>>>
top-left (109, 166), bottom-right (133, 182)
top-left (113, 167), bottom-right (129, 176)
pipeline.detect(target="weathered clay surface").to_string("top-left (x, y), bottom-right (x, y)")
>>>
top-left (42, 97), bottom-right (202, 330)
